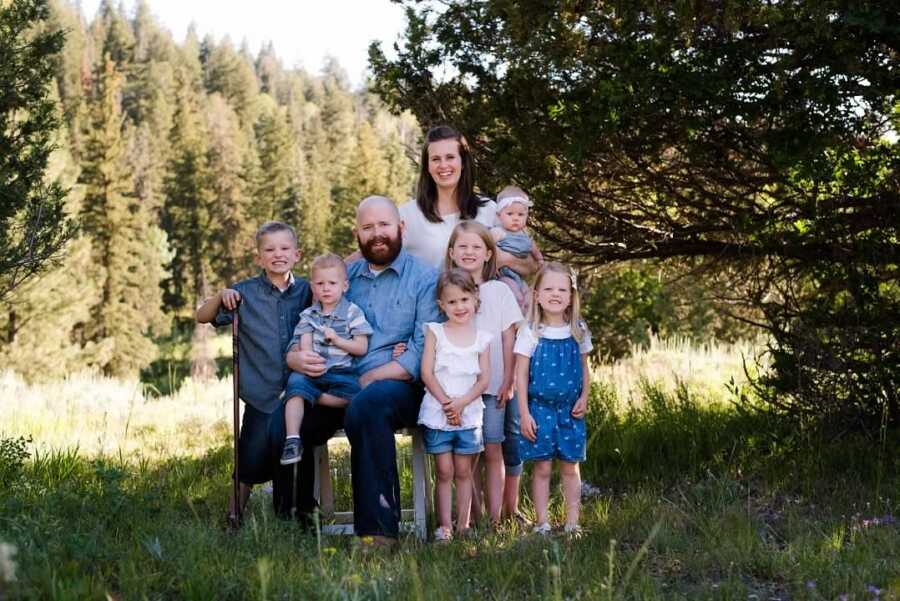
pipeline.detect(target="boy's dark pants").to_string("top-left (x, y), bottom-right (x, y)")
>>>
top-left (273, 380), bottom-right (423, 538)
top-left (239, 402), bottom-right (340, 521)
top-left (272, 403), bottom-right (345, 520)
top-left (238, 403), bottom-right (287, 486)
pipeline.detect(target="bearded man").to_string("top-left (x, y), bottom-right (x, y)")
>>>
top-left (283, 195), bottom-right (440, 546)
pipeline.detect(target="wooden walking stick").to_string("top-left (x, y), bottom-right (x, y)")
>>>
top-left (230, 304), bottom-right (242, 527)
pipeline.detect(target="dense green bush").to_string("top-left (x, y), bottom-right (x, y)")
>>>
top-left (0, 435), bottom-right (32, 486)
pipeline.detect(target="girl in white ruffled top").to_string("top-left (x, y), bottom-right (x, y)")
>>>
top-left (419, 268), bottom-right (493, 541)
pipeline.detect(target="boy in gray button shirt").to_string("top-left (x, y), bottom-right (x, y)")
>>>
top-left (196, 221), bottom-right (312, 524)
top-left (281, 253), bottom-right (373, 465)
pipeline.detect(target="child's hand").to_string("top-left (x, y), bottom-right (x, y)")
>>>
top-left (520, 412), bottom-right (538, 442)
top-left (447, 397), bottom-right (468, 420)
top-left (220, 289), bottom-right (241, 311)
top-left (571, 395), bottom-right (588, 419)
top-left (391, 342), bottom-right (407, 359)
top-left (322, 326), bottom-right (337, 345)
top-left (442, 398), bottom-right (461, 426)
top-left (498, 378), bottom-right (515, 407)
top-left (443, 406), bottom-right (460, 426)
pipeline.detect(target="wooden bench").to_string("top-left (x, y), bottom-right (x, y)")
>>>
top-left (313, 428), bottom-right (432, 540)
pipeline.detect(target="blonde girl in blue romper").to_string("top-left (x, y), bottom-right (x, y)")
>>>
top-left (514, 262), bottom-right (592, 535)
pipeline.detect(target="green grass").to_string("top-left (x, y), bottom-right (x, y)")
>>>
top-left (2, 384), bottom-right (899, 600)
top-left (1, 338), bottom-right (898, 599)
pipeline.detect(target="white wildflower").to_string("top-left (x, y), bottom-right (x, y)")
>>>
top-left (0, 542), bottom-right (18, 582)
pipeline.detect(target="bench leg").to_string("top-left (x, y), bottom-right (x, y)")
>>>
top-left (316, 444), bottom-right (334, 518)
top-left (411, 429), bottom-right (431, 541)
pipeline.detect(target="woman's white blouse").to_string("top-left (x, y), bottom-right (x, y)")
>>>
top-left (399, 199), bottom-right (497, 269)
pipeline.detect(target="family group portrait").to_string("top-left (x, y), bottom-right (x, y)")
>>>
top-left (1, 0), bottom-right (898, 598)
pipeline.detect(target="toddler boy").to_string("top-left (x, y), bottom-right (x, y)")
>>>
top-left (280, 253), bottom-right (372, 465)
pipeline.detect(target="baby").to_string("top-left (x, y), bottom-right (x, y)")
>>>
top-left (491, 185), bottom-right (543, 312)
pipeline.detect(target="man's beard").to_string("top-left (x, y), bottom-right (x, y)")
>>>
top-left (358, 231), bottom-right (403, 266)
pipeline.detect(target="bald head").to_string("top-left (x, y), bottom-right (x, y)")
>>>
top-left (356, 195), bottom-right (400, 224)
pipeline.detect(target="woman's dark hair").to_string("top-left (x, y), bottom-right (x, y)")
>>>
top-left (415, 125), bottom-right (484, 223)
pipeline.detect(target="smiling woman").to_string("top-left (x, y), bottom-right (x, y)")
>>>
top-left (398, 126), bottom-right (497, 268)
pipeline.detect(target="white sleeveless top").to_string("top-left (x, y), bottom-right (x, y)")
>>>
top-left (399, 199), bottom-right (498, 269)
top-left (417, 322), bottom-right (493, 430)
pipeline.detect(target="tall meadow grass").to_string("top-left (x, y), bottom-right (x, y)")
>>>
top-left (592, 334), bottom-right (763, 409)
top-left (1, 335), bottom-right (763, 461)
top-left (1, 337), bottom-right (897, 600)
top-left (0, 370), bottom-right (233, 459)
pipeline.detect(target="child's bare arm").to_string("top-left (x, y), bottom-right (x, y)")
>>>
top-left (571, 353), bottom-right (590, 418)
top-left (498, 326), bottom-right (516, 404)
top-left (515, 353), bottom-right (537, 442)
top-left (496, 248), bottom-right (539, 276)
top-left (421, 328), bottom-right (453, 405)
top-left (299, 332), bottom-right (314, 352)
top-left (196, 289), bottom-right (240, 323)
top-left (531, 240), bottom-right (545, 266)
top-left (490, 227), bottom-right (505, 242)
top-left (328, 332), bottom-right (368, 356)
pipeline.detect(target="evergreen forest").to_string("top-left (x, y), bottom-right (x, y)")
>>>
top-left (1, 0), bottom-right (421, 380)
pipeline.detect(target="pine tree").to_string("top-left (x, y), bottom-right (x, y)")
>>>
top-left (78, 57), bottom-right (168, 377)
top-left (162, 62), bottom-right (215, 313)
top-left (201, 36), bottom-right (259, 126)
top-left (256, 41), bottom-right (284, 101)
top-left (205, 92), bottom-right (256, 286)
top-left (319, 58), bottom-right (355, 185)
top-left (47, 0), bottom-right (88, 126)
top-left (253, 100), bottom-right (298, 224)
top-left (0, 104), bottom-right (101, 379)
top-left (125, 0), bottom-right (175, 132)
top-left (330, 120), bottom-right (389, 254)
top-left (296, 112), bottom-right (333, 262)
top-left (91, 0), bottom-right (133, 70)
top-left (0, 0), bottom-right (74, 299)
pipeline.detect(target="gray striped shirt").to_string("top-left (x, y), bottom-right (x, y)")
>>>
top-left (288, 296), bottom-right (373, 371)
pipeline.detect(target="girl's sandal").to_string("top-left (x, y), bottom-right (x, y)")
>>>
top-left (563, 524), bottom-right (583, 539)
top-left (433, 526), bottom-right (453, 544)
top-left (532, 522), bottom-right (552, 536)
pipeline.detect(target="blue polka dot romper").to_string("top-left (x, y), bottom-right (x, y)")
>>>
top-left (519, 332), bottom-right (586, 463)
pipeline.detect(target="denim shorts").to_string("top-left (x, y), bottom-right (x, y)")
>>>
top-left (284, 368), bottom-right (360, 406)
top-left (423, 426), bottom-right (483, 455)
top-left (482, 393), bottom-right (523, 475)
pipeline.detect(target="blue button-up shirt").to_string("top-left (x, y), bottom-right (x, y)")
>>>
top-left (346, 250), bottom-right (441, 380)
top-left (212, 272), bottom-right (312, 413)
